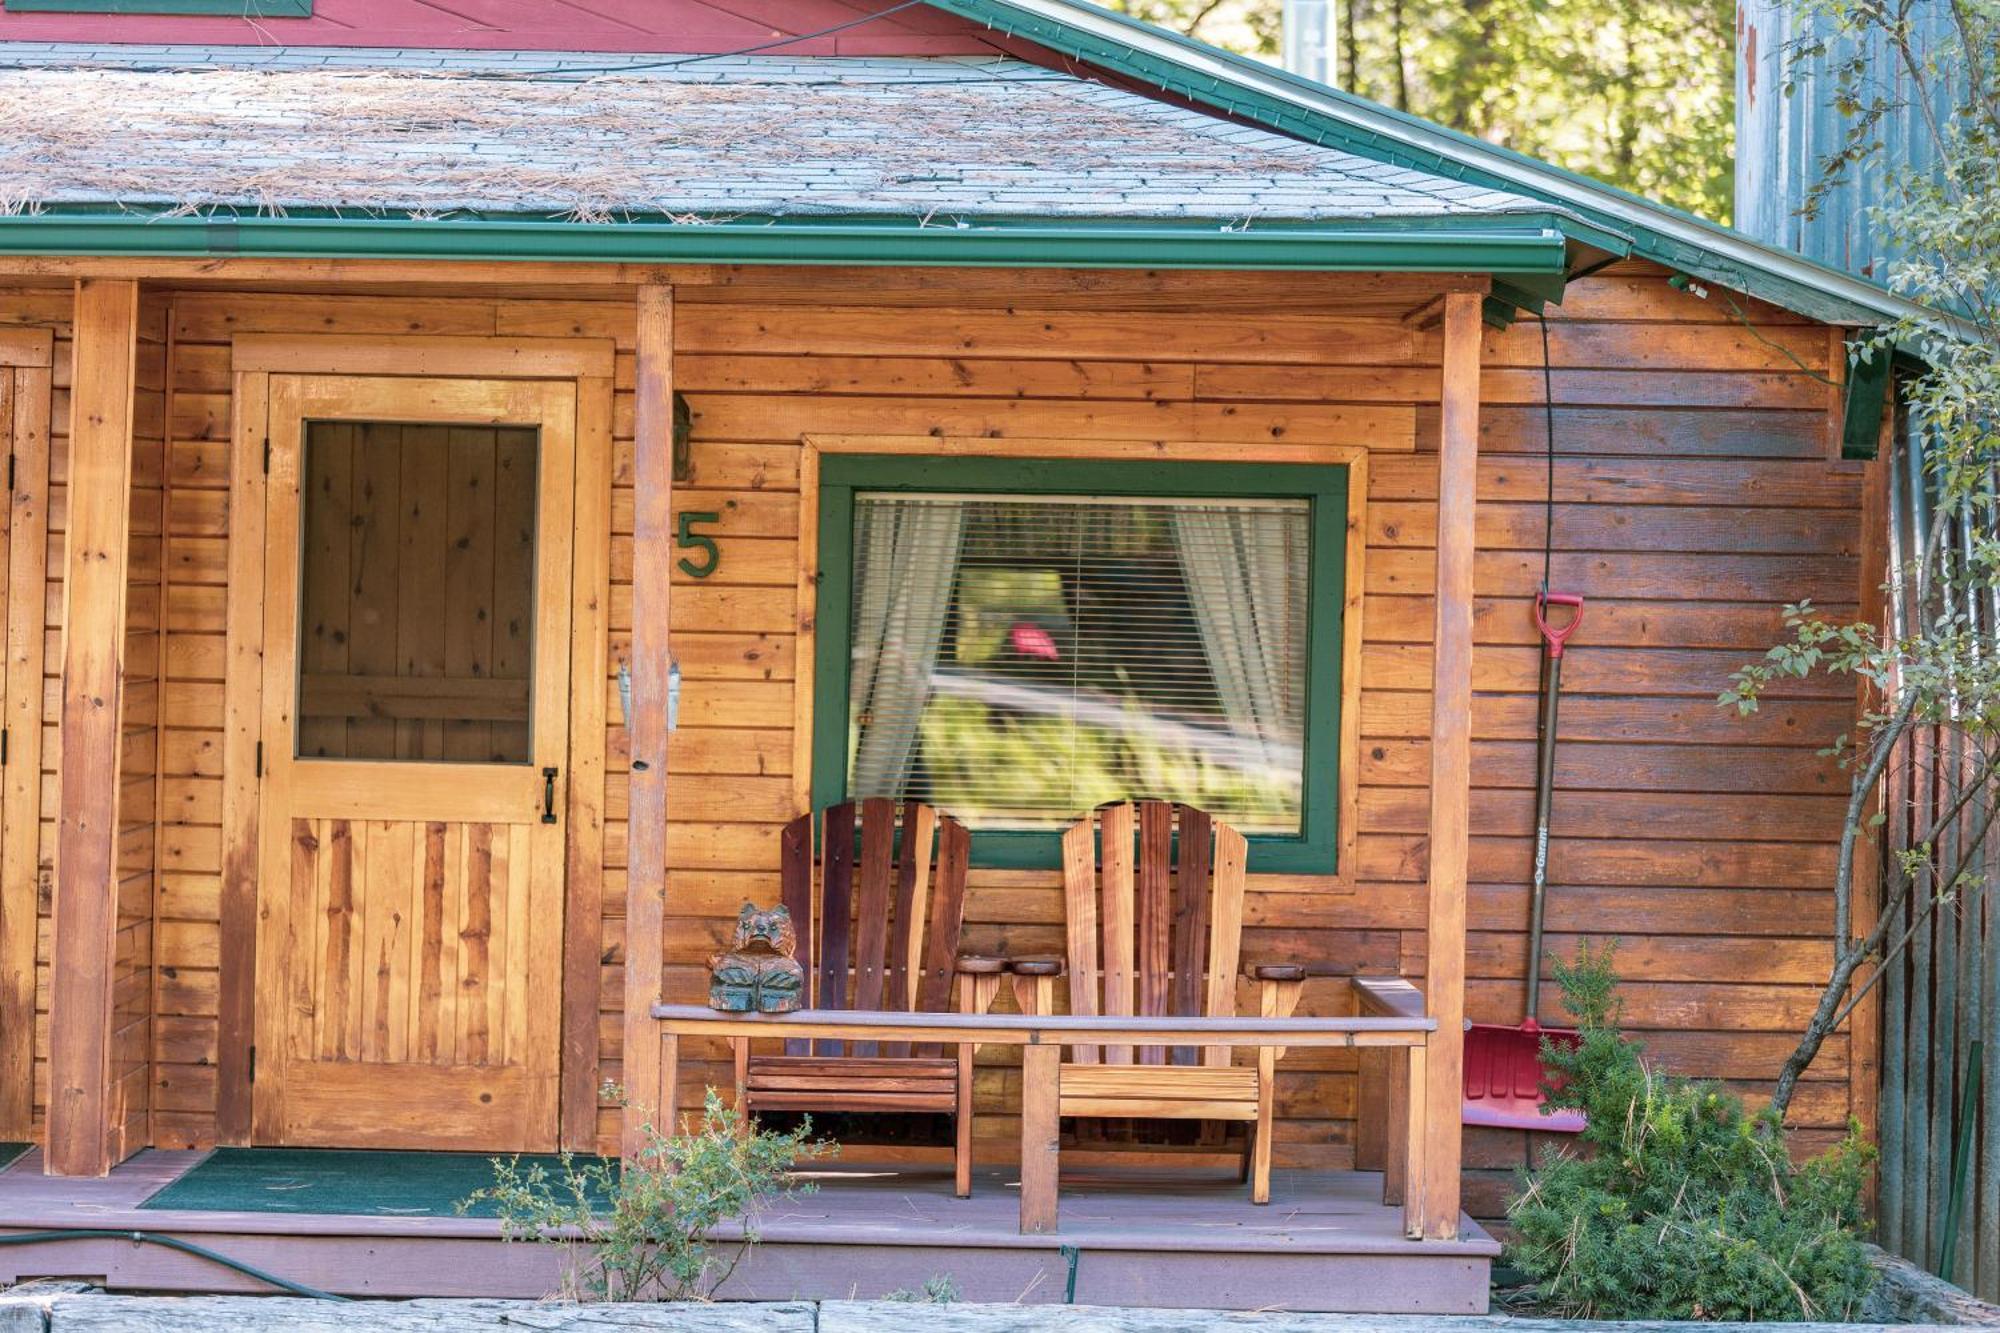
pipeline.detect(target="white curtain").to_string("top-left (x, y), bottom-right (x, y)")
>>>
top-left (1172, 507), bottom-right (1305, 763)
top-left (848, 499), bottom-right (966, 797)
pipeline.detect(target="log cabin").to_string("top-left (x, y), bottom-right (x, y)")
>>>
top-left (0, 0), bottom-right (1921, 1312)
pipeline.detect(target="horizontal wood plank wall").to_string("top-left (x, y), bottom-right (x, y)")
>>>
top-left (1443, 268), bottom-right (1860, 1214)
top-left (81, 263), bottom-right (1855, 1198)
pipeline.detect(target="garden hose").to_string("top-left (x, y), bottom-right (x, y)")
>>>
top-left (0, 1229), bottom-right (347, 1301)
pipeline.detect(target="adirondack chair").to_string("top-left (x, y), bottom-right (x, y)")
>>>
top-left (1015, 800), bottom-right (1305, 1205)
top-left (727, 797), bottom-right (1004, 1197)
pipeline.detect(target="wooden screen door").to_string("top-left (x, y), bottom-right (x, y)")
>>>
top-left (252, 374), bottom-right (576, 1150)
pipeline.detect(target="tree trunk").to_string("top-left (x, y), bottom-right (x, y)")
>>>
top-left (1390, 0), bottom-right (1409, 110)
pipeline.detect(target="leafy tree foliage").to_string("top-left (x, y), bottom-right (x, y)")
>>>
top-left (1104, 0), bottom-right (1735, 219)
top-left (1507, 945), bottom-right (1875, 1321)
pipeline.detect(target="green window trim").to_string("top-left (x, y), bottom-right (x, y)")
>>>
top-left (810, 453), bottom-right (1349, 875)
top-left (5, 0), bottom-right (311, 12)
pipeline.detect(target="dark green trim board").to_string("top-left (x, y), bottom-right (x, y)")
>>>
top-left (810, 455), bottom-right (1349, 875)
top-left (5, 0), bottom-right (310, 11)
top-left (1841, 336), bottom-right (1892, 461)
top-left (0, 212), bottom-right (1570, 274)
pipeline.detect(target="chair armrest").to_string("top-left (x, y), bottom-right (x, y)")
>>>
top-left (956, 957), bottom-right (1008, 1022)
top-left (1255, 966), bottom-right (1307, 1025)
top-left (1007, 958), bottom-right (1063, 1017)
top-left (1351, 976), bottom-right (1426, 1022)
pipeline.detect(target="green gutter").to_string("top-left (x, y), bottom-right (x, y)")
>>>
top-left (0, 213), bottom-right (1570, 273)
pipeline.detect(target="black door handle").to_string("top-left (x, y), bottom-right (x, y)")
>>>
top-left (542, 767), bottom-right (559, 824)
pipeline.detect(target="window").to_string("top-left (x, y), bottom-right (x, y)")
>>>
top-left (812, 456), bottom-right (1348, 872)
top-left (4, 0), bottom-right (311, 13)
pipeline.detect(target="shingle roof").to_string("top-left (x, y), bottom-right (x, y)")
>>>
top-left (0, 46), bottom-right (1553, 224)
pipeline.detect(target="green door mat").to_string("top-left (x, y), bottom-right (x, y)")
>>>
top-left (0, 1143), bottom-right (30, 1171)
top-left (141, 1147), bottom-right (615, 1218)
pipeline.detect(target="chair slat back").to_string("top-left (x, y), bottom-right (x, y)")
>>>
top-left (910, 816), bottom-right (970, 1059)
top-left (1136, 801), bottom-right (1173, 1051)
top-left (1168, 805), bottom-right (1213, 1066)
top-left (1098, 801), bottom-right (1136, 1061)
top-left (1060, 801), bottom-right (1249, 1066)
top-left (1058, 820), bottom-right (1102, 1064)
top-left (1200, 819), bottom-right (1249, 1069)
top-left (778, 814), bottom-right (815, 1057)
top-left (814, 802), bottom-right (857, 1054)
top-left (884, 801), bottom-right (937, 1059)
top-left (849, 798), bottom-right (898, 1054)
top-left (774, 799), bottom-right (970, 1058)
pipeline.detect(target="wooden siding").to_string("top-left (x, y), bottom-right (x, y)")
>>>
top-left (0, 264), bottom-right (1861, 1196)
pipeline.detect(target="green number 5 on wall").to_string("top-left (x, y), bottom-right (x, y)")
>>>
top-left (676, 510), bottom-right (721, 578)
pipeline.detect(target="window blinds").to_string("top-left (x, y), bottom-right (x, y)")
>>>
top-left (846, 491), bottom-right (1312, 836)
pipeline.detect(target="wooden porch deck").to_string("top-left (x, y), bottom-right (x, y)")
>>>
top-left (0, 1149), bottom-right (1498, 1313)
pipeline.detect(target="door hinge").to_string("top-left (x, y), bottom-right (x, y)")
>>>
top-left (262, 438), bottom-right (271, 474)
top-left (1, 728), bottom-right (9, 767)
top-left (6, 453), bottom-right (14, 492)
top-left (254, 741), bottom-right (263, 779)
top-left (247, 1044), bottom-right (256, 1084)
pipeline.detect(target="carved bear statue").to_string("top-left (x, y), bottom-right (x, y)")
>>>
top-left (707, 902), bottom-right (806, 1013)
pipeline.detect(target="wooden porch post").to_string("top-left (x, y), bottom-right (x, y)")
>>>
top-left (622, 283), bottom-right (674, 1157)
top-left (45, 279), bottom-right (140, 1177)
top-left (1420, 289), bottom-right (1483, 1238)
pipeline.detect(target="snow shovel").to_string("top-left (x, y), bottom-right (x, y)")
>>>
top-left (1462, 589), bottom-right (1586, 1134)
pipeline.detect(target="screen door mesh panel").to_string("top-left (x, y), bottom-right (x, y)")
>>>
top-left (297, 422), bottom-right (539, 764)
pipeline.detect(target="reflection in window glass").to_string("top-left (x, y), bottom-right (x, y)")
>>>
top-left (847, 493), bottom-right (1310, 834)
top-left (296, 421), bottom-right (538, 764)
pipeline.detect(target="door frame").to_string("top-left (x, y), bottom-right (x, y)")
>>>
top-left (219, 333), bottom-right (614, 1150)
top-left (0, 327), bottom-right (52, 1141)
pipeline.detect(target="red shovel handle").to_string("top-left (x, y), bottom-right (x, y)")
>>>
top-left (1535, 591), bottom-right (1584, 659)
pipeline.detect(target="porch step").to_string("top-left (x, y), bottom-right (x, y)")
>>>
top-left (0, 1152), bottom-right (1497, 1314)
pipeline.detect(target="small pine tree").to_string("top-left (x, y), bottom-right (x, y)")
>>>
top-left (1506, 943), bottom-right (1875, 1321)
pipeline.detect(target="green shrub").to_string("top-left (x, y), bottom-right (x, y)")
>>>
top-left (462, 1089), bottom-right (832, 1301)
top-left (1505, 942), bottom-right (1875, 1321)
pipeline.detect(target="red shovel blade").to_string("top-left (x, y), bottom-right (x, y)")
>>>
top-left (1462, 1022), bottom-right (1586, 1133)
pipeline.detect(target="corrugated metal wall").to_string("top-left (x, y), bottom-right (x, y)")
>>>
top-left (1735, 0), bottom-right (1996, 1299)
top-left (1734, 0), bottom-right (1953, 276)
top-left (1874, 419), bottom-right (2000, 1302)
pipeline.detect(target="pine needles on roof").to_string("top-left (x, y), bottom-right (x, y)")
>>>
top-left (0, 62), bottom-right (1333, 222)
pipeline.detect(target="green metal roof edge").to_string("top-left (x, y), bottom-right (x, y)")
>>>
top-left (931, 0), bottom-right (1941, 327)
top-left (0, 211), bottom-right (1571, 272)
